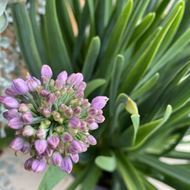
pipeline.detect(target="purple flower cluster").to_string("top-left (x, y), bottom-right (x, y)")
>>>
top-left (0, 65), bottom-right (108, 174)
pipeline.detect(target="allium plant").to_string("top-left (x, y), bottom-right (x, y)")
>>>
top-left (2, 0), bottom-right (190, 189)
top-left (0, 65), bottom-right (108, 173)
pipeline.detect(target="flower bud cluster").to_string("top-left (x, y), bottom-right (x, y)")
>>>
top-left (0, 65), bottom-right (108, 173)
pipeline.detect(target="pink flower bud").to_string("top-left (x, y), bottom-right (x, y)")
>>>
top-left (5, 87), bottom-right (17, 96)
top-left (40, 89), bottom-right (50, 97)
top-left (22, 112), bottom-right (33, 124)
top-left (70, 154), bottom-right (79, 163)
top-left (36, 128), bottom-right (47, 139)
top-left (67, 73), bottom-right (83, 87)
top-left (95, 115), bottom-right (105, 123)
top-left (8, 117), bottom-right (23, 129)
top-left (47, 136), bottom-right (60, 149)
top-left (69, 140), bottom-right (82, 154)
top-left (44, 148), bottom-right (54, 157)
top-left (69, 117), bottom-right (81, 129)
top-left (19, 103), bottom-right (29, 112)
top-left (22, 125), bottom-right (35, 137)
top-left (87, 135), bottom-right (97, 145)
top-left (41, 65), bottom-right (53, 82)
top-left (63, 132), bottom-right (73, 142)
top-left (24, 158), bottom-right (34, 170)
top-left (91, 96), bottom-right (108, 110)
top-left (12, 78), bottom-right (29, 95)
top-left (52, 152), bottom-right (63, 166)
top-left (47, 93), bottom-right (56, 104)
top-left (10, 137), bottom-right (24, 151)
top-left (88, 122), bottom-right (99, 130)
top-left (31, 159), bottom-right (46, 172)
top-left (34, 139), bottom-right (48, 155)
top-left (60, 157), bottom-right (73, 174)
top-left (3, 109), bottom-right (19, 120)
top-left (21, 142), bottom-right (31, 153)
top-left (55, 71), bottom-right (68, 89)
top-left (26, 76), bottom-right (41, 91)
top-left (1, 96), bottom-right (19, 109)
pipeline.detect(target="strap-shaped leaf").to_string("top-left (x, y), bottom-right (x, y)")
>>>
top-left (121, 1), bottom-right (184, 92)
top-left (85, 79), bottom-right (106, 97)
top-left (38, 166), bottom-right (66, 190)
top-left (95, 155), bottom-right (116, 172)
top-left (117, 153), bottom-right (146, 190)
top-left (132, 73), bottom-right (159, 100)
top-left (129, 105), bottom-right (172, 150)
top-left (44, 0), bottom-right (72, 75)
top-left (142, 28), bottom-right (190, 85)
top-left (137, 154), bottom-right (190, 189)
top-left (98, 0), bottom-right (133, 73)
top-left (56, 0), bottom-right (75, 51)
top-left (109, 55), bottom-right (124, 113)
top-left (11, 3), bottom-right (42, 77)
top-left (128, 12), bottom-right (155, 46)
top-left (29, 0), bottom-right (47, 64)
top-left (80, 165), bottom-right (101, 190)
top-left (82, 37), bottom-right (101, 81)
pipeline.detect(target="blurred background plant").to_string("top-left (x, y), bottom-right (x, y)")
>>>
top-left (2, 0), bottom-right (190, 189)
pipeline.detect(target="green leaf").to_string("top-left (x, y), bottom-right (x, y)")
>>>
top-left (109, 55), bottom-right (124, 114)
top-left (11, 3), bottom-right (42, 77)
top-left (0, 13), bottom-right (8, 33)
top-left (85, 79), bottom-right (106, 97)
top-left (82, 37), bottom-right (101, 81)
top-left (132, 73), bottom-right (159, 100)
top-left (99, 0), bottom-right (133, 73)
top-left (44, 0), bottom-right (72, 75)
top-left (121, 2), bottom-right (184, 92)
top-left (117, 153), bottom-right (146, 190)
top-left (128, 12), bottom-right (156, 46)
top-left (131, 114), bottom-right (140, 144)
top-left (166, 150), bottom-right (190, 160)
top-left (38, 166), bottom-right (66, 190)
top-left (137, 154), bottom-right (190, 189)
top-left (80, 165), bottom-right (101, 190)
top-left (56, 0), bottom-right (75, 51)
top-left (132, 105), bottom-right (172, 150)
top-left (29, 0), bottom-right (47, 64)
top-left (95, 155), bottom-right (116, 172)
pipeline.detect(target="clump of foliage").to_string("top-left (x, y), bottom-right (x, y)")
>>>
top-left (7, 0), bottom-right (190, 189)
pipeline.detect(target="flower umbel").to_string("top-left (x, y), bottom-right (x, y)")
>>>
top-left (0, 65), bottom-right (108, 173)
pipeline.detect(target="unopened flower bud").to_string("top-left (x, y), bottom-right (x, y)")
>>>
top-left (31, 159), bottom-right (46, 172)
top-left (52, 152), bottom-right (62, 166)
top-left (47, 136), bottom-right (60, 149)
top-left (22, 125), bottom-right (35, 137)
top-left (19, 103), bottom-right (29, 112)
top-left (60, 157), bottom-right (73, 174)
top-left (91, 96), bottom-right (108, 110)
top-left (41, 65), bottom-right (53, 82)
top-left (69, 117), bottom-right (81, 129)
top-left (63, 132), bottom-right (73, 142)
top-left (12, 78), bottom-right (29, 95)
top-left (34, 139), bottom-right (48, 155)
top-left (69, 140), bottom-right (82, 154)
top-left (3, 109), bottom-right (19, 120)
top-left (70, 154), bottom-right (79, 163)
top-left (10, 137), bottom-right (24, 151)
top-left (8, 118), bottom-right (23, 129)
top-left (1, 96), bottom-right (19, 109)
top-left (87, 135), bottom-right (97, 145)
top-left (22, 112), bottom-right (33, 124)
top-left (36, 128), bottom-right (47, 139)
top-left (88, 122), bottom-right (98, 130)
